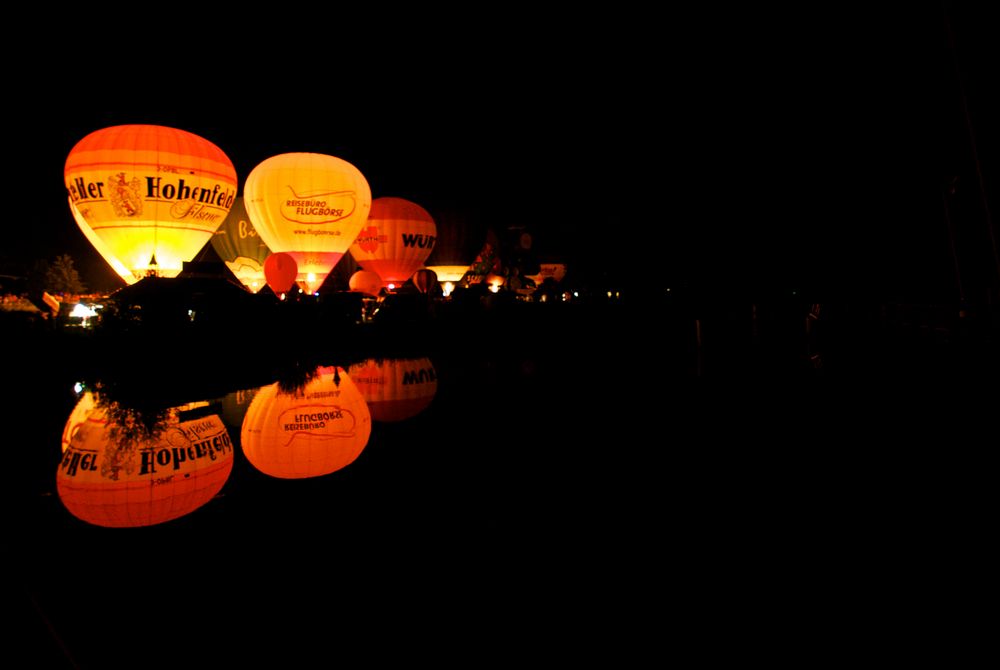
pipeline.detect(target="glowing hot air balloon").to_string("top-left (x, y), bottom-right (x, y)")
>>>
top-left (68, 198), bottom-right (138, 286)
top-left (211, 197), bottom-right (271, 293)
top-left (349, 196), bottom-right (437, 287)
top-left (65, 124), bottom-right (238, 278)
top-left (57, 394), bottom-right (234, 528)
top-left (348, 357), bottom-right (438, 422)
top-left (526, 263), bottom-right (567, 286)
top-left (411, 268), bottom-right (437, 294)
top-left (244, 153), bottom-right (372, 294)
top-left (348, 269), bottom-right (384, 296)
top-left (264, 252), bottom-right (298, 295)
top-left (240, 366), bottom-right (372, 479)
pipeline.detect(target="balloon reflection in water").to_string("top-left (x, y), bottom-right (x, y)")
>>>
top-left (348, 357), bottom-right (438, 422)
top-left (220, 386), bottom-right (261, 431)
top-left (240, 366), bottom-right (372, 479)
top-left (57, 393), bottom-right (234, 528)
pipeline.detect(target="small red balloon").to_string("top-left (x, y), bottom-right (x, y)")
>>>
top-left (264, 252), bottom-right (298, 293)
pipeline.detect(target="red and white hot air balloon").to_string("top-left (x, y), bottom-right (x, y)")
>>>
top-left (349, 196), bottom-right (436, 288)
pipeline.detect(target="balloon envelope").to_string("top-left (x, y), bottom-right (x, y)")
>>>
top-left (424, 265), bottom-right (468, 283)
top-left (348, 357), bottom-right (438, 422)
top-left (526, 263), bottom-right (567, 285)
top-left (211, 197), bottom-right (271, 292)
top-left (57, 395), bottom-right (233, 528)
top-left (240, 366), bottom-right (372, 479)
top-left (65, 124), bottom-right (237, 278)
top-left (412, 268), bottom-right (437, 294)
top-left (264, 252), bottom-right (298, 294)
top-left (244, 153), bottom-right (372, 293)
top-left (349, 196), bottom-right (436, 285)
top-left (348, 269), bottom-right (384, 296)
top-left (69, 198), bottom-right (138, 286)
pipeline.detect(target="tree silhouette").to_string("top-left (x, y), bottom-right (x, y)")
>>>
top-left (45, 254), bottom-right (86, 295)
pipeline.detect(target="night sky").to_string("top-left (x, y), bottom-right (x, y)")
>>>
top-left (7, 4), bottom-right (997, 301)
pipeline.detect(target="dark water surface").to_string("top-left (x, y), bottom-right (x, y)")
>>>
top-left (7, 297), bottom-right (994, 667)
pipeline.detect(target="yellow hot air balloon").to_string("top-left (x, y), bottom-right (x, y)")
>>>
top-left (240, 366), bottom-right (372, 479)
top-left (349, 196), bottom-right (437, 286)
top-left (243, 153), bottom-right (372, 294)
top-left (68, 198), bottom-right (138, 286)
top-left (348, 357), bottom-right (438, 422)
top-left (57, 395), bottom-right (234, 528)
top-left (64, 124), bottom-right (238, 278)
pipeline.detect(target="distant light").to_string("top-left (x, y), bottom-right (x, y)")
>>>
top-left (387, 283), bottom-right (396, 291)
top-left (607, 291), bottom-right (612, 298)
top-left (573, 291), bottom-right (579, 298)
top-left (187, 309), bottom-right (195, 321)
top-left (665, 287), bottom-right (671, 292)
top-left (70, 303), bottom-right (98, 318)
top-left (313, 291), bottom-right (319, 297)
top-left (615, 291), bottom-right (620, 299)
top-left (73, 382), bottom-right (85, 395)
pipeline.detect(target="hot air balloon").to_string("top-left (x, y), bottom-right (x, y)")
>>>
top-left (65, 124), bottom-right (238, 278)
top-left (349, 196), bottom-right (436, 287)
top-left (464, 228), bottom-right (502, 285)
top-left (210, 197), bottom-right (271, 292)
top-left (424, 265), bottom-right (468, 283)
top-left (68, 198), bottom-right (138, 286)
top-left (348, 269), bottom-right (384, 296)
top-left (411, 268), bottom-right (438, 294)
top-left (220, 386), bottom-right (261, 431)
top-left (240, 366), bottom-right (372, 479)
top-left (244, 153), bottom-right (372, 294)
top-left (348, 357), bottom-right (438, 422)
top-left (525, 263), bottom-right (567, 286)
top-left (264, 252), bottom-right (298, 295)
top-left (56, 395), bottom-right (234, 527)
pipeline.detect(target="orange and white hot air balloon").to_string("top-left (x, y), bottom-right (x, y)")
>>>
top-left (348, 269), bottom-right (384, 296)
top-left (349, 196), bottom-right (436, 287)
top-left (243, 153), bottom-right (372, 294)
top-left (348, 357), bottom-right (438, 422)
top-left (57, 396), bottom-right (234, 528)
top-left (64, 124), bottom-right (238, 278)
top-left (240, 366), bottom-right (372, 479)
